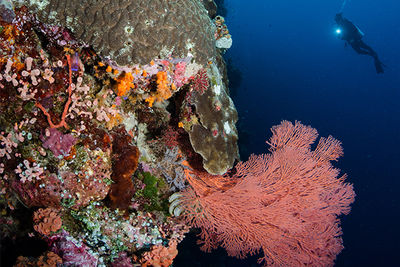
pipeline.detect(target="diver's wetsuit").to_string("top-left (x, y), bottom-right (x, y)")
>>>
top-left (335, 13), bottom-right (384, 73)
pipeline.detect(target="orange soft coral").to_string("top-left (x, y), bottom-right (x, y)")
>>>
top-left (156, 71), bottom-right (172, 100)
top-left (115, 72), bottom-right (135, 96)
top-left (145, 71), bottom-right (174, 107)
top-left (106, 111), bottom-right (123, 130)
top-left (33, 208), bottom-right (62, 236)
top-left (145, 95), bottom-right (155, 107)
top-left (140, 240), bottom-right (178, 267)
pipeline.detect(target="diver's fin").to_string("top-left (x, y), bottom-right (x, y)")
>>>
top-left (373, 57), bottom-right (384, 74)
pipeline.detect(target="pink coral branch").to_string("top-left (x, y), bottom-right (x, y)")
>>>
top-left (35, 54), bottom-right (73, 129)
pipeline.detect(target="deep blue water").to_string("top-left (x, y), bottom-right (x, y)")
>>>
top-left (175, 0), bottom-right (400, 266)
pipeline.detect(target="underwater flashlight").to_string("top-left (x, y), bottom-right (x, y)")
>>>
top-left (336, 28), bottom-right (342, 34)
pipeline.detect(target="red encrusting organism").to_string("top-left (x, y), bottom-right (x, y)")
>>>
top-left (191, 69), bottom-right (209, 95)
top-left (179, 121), bottom-right (355, 266)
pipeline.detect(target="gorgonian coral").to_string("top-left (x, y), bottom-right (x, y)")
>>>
top-left (177, 121), bottom-right (355, 266)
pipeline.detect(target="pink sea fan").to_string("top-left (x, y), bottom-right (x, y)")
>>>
top-left (179, 121), bottom-right (355, 266)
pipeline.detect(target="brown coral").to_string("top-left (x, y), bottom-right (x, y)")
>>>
top-left (16, 0), bottom-right (216, 66)
top-left (185, 64), bottom-right (239, 175)
top-left (13, 251), bottom-right (62, 267)
top-left (109, 128), bottom-right (140, 211)
top-left (37, 252), bottom-right (63, 267)
top-left (33, 208), bottom-right (62, 236)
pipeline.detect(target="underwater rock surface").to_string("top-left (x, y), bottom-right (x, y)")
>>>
top-left (187, 62), bottom-right (239, 175)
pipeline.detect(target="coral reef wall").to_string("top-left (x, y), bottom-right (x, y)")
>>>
top-left (0, 0), bottom-right (241, 265)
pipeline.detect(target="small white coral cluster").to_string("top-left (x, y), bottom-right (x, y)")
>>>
top-left (213, 15), bottom-right (232, 50)
top-left (15, 159), bottom-right (44, 183)
top-left (0, 118), bottom-right (36, 161)
top-left (0, 54), bottom-right (56, 101)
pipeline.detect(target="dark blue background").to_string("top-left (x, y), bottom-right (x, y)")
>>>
top-left (175, 0), bottom-right (400, 266)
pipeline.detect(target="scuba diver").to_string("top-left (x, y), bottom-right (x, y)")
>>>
top-left (334, 13), bottom-right (384, 73)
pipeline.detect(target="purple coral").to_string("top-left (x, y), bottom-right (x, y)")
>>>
top-left (50, 231), bottom-right (98, 267)
top-left (41, 128), bottom-right (76, 157)
top-left (110, 252), bottom-right (133, 267)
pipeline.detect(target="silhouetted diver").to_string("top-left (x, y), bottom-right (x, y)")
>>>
top-left (335, 13), bottom-right (384, 73)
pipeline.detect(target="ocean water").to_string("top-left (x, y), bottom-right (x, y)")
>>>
top-left (175, 0), bottom-right (400, 266)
